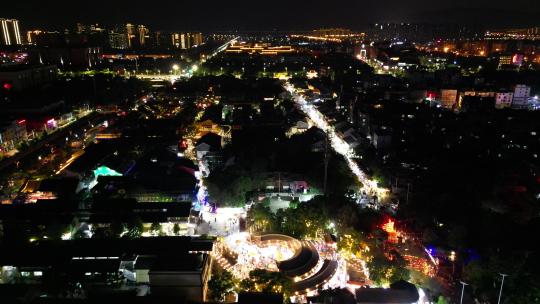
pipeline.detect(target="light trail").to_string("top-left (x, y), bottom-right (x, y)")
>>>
top-left (55, 150), bottom-right (85, 175)
top-left (285, 83), bottom-right (388, 198)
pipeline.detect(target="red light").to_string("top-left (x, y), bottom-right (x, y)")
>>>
top-left (179, 139), bottom-right (188, 150)
top-left (3, 83), bottom-right (12, 90)
top-left (17, 119), bottom-right (26, 125)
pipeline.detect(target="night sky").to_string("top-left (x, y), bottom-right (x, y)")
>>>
top-left (4, 0), bottom-right (540, 31)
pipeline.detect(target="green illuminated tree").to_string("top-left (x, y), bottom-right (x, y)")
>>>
top-left (150, 222), bottom-right (161, 234)
top-left (242, 269), bottom-right (292, 298)
top-left (208, 270), bottom-right (237, 302)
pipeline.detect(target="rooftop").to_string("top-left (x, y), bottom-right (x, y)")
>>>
top-left (0, 237), bottom-right (215, 268)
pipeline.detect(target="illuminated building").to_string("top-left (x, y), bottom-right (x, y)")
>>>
top-left (312, 28), bottom-right (362, 39)
top-left (192, 32), bottom-right (203, 46)
top-left (126, 23), bottom-right (136, 48)
top-left (495, 92), bottom-right (514, 109)
top-left (512, 53), bottom-right (524, 66)
top-left (498, 53), bottom-right (525, 69)
top-left (111, 24), bottom-right (159, 49)
top-left (226, 43), bottom-right (294, 55)
top-left (440, 89), bottom-right (458, 109)
top-left (171, 32), bottom-right (203, 49)
top-left (75, 23), bottom-right (105, 34)
top-left (26, 30), bottom-right (49, 45)
top-left (0, 18), bottom-right (22, 46)
top-left (486, 27), bottom-right (540, 40)
top-left (292, 28), bottom-right (364, 42)
top-left (138, 25), bottom-right (150, 46)
top-left (512, 84), bottom-right (531, 108)
top-left (102, 53), bottom-right (173, 60)
top-left (0, 120), bottom-right (28, 154)
top-left (171, 33), bottom-right (187, 49)
top-left (108, 31), bottom-right (129, 49)
top-left (458, 90), bottom-right (495, 108)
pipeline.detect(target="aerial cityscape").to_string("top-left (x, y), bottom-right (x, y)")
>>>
top-left (1, 1), bottom-right (539, 304)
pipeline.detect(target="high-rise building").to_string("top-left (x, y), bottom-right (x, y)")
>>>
top-left (172, 33), bottom-right (185, 49)
top-left (0, 18), bottom-right (23, 46)
top-left (126, 23), bottom-right (136, 48)
top-left (109, 31), bottom-right (129, 49)
top-left (26, 30), bottom-right (42, 45)
top-left (75, 23), bottom-right (105, 34)
top-left (192, 32), bottom-right (203, 46)
top-left (121, 23), bottom-right (151, 48)
top-left (171, 32), bottom-right (203, 49)
top-left (138, 25), bottom-right (150, 46)
top-left (153, 31), bottom-right (171, 48)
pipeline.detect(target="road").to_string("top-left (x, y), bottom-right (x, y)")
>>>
top-left (131, 37), bottom-right (239, 83)
top-left (172, 38), bottom-right (242, 236)
top-left (284, 82), bottom-right (389, 199)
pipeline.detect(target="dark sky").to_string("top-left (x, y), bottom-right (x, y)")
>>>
top-left (3, 0), bottom-right (540, 31)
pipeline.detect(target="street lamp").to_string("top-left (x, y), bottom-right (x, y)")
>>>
top-left (497, 273), bottom-right (508, 304)
top-left (172, 64), bottom-right (180, 75)
top-left (449, 251), bottom-right (456, 274)
top-left (459, 281), bottom-right (468, 304)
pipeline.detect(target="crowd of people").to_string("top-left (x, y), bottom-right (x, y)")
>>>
top-left (224, 233), bottom-right (296, 279)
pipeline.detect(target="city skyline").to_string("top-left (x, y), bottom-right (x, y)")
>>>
top-left (4, 0), bottom-right (540, 31)
top-left (1, 2), bottom-right (540, 304)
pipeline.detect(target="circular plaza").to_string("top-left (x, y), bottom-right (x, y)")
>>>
top-left (215, 233), bottom-right (341, 295)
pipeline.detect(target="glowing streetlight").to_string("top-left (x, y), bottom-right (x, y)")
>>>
top-left (172, 64), bottom-right (180, 75)
top-left (191, 64), bottom-right (198, 72)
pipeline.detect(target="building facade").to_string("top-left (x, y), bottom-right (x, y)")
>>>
top-left (440, 89), bottom-right (458, 108)
top-left (495, 92), bottom-right (514, 109)
top-left (512, 85), bottom-right (531, 108)
top-left (171, 32), bottom-right (203, 49)
top-left (0, 120), bottom-right (28, 154)
top-left (0, 18), bottom-right (22, 46)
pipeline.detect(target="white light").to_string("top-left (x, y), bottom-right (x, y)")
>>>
top-left (287, 82), bottom-right (389, 198)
